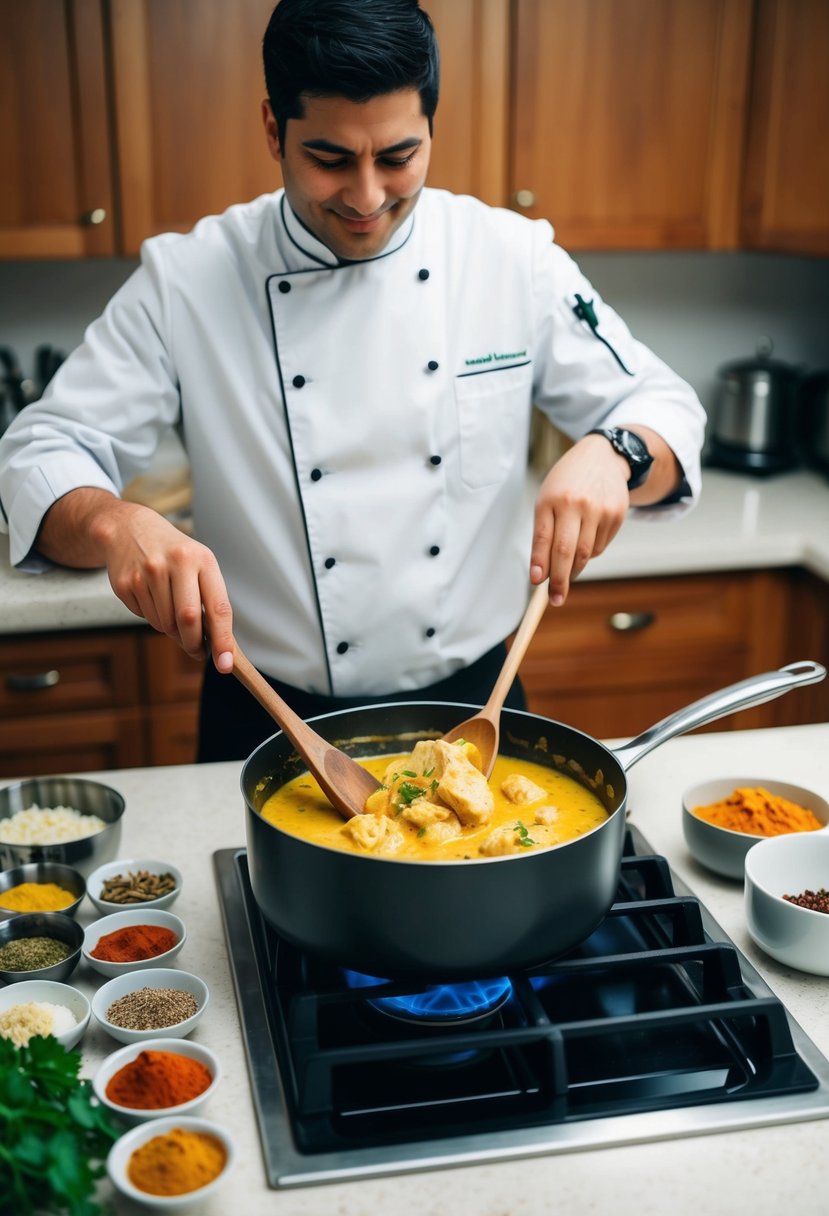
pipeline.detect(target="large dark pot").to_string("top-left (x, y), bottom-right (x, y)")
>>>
top-left (242, 662), bottom-right (823, 981)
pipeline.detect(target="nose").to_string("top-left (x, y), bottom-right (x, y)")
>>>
top-left (341, 162), bottom-right (387, 217)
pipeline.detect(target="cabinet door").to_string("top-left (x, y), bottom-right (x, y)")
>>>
top-left (510, 0), bottom-right (752, 249)
top-left (742, 0), bottom-right (829, 256)
top-left (425, 0), bottom-right (510, 205)
top-left (0, 0), bottom-right (115, 257)
top-left (109, 0), bottom-right (280, 253)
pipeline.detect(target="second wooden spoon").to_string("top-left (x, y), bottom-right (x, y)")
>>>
top-left (441, 582), bottom-right (550, 777)
top-left (231, 645), bottom-right (379, 819)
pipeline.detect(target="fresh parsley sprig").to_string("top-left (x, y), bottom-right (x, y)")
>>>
top-left (0, 1036), bottom-right (119, 1216)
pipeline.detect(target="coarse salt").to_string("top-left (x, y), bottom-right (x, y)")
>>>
top-left (0, 804), bottom-right (107, 844)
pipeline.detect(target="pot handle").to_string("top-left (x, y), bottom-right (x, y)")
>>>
top-left (611, 660), bottom-right (826, 773)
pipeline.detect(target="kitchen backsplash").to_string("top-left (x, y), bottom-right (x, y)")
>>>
top-left (1, 249), bottom-right (827, 465)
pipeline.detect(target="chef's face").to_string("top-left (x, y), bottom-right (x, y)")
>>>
top-left (263, 89), bottom-right (431, 261)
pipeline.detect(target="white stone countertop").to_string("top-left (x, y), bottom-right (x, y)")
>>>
top-left (11, 721), bottom-right (829, 1216)
top-left (2, 468), bottom-right (829, 634)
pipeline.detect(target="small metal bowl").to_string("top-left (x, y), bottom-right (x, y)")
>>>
top-left (0, 862), bottom-right (86, 918)
top-left (0, 777), bottom-right (126, 878)
top-left (0, 910), bottom-right (84, 984)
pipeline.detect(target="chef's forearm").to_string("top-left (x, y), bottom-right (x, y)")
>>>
top-left (623, 425), bottom-right (684, 506)
top-left (35, 488), bottom-right (142, 569)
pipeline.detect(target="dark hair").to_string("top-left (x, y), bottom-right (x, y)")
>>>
top-left (263, 0), bottom-right (440, 149)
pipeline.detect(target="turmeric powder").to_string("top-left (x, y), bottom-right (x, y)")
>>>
top-left (0, 881), bottom-right (75, 912)
top-left (691, 786), bottom-right (823, 837)
top-left (127, 1126), bottom-right (226, 1195)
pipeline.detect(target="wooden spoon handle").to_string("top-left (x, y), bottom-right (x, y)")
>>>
top-left (231, 647), bottom-right (338, 773)
top-left (482, 582), bottom-right (550, 719)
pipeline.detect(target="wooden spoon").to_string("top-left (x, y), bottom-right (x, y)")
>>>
top-left (231, 645), bottom-right (379, 819)
top-left (441, 582), bottom-right (550, 777)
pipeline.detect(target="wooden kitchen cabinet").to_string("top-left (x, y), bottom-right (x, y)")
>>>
top-left (0, 0), bottom-right (116, 257)
top-left (0, 626), bottom-right (202, 777)
top-left (516, 569), bottom-right (825, 738)
top-left (741, 0), bottom-right (829, 256)
top-left (509, 0), bottom-right (753, 249)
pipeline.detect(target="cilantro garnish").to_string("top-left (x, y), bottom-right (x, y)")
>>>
top-left (515, 820), bottom-right (536, 847)
top-left (398, 782), bottom-right (425, 805)
top-left (417, 827), bottom-right (427, 838)
top-left (402, 770), bottom-right (417, 778)
top-left (423, 768), bottom-right (435, 778)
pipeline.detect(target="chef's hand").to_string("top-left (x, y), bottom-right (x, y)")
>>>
top-left (530, 433), bottom-right (629, 606)
top-left (530, 425), bottom-right (683, 605)
top-left (36, 488), bottom-right (236, 672)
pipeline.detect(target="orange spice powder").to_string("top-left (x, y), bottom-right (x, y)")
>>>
top-left (691, 786), bottom-right (823, 837)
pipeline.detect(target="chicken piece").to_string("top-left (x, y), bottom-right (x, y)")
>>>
top-left (479, 819), bottom-right (553, 856)
top-left (422, 817), bottom-right (463, 843)
top-left (400, 799), bottom-right (455, 828)
top-left (341, 812), bottom-right (391, 851)
top-left (364, 785), bottom-right (393, 816)
top-left (534, 805), bottom-right (560, 826)
top-left (501, 773), bottom-right (547, 805)
top-left (433, 743), bottom-right (494, 826)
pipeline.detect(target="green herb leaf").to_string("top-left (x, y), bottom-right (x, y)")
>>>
top-left (417, 827), bottom-right (427, 838)
top-left (423, 768), bottom-right (435, 778)
top-left (398, 782), bottom-right (425, 805)
top-left (515, 820), bottom-right (536, 847)
top-left (0, 1037), bottom-right (119, 1216)
top-left (402, 770), bottom-right (417, 778)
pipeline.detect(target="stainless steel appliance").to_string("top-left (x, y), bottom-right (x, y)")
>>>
top-left (707, 344), bottom-right (802, 474)
top-left (214, 826), bottom-right (829, 1189)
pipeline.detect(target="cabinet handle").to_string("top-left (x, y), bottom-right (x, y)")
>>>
top-left (80, 208), bottom-right (107, 226)
top-left (513, 189), bottom-right (536, 208)
top-left (608, 611), bottom-right (655, 633)
top-left (7, 670), bottom-right (61, 691)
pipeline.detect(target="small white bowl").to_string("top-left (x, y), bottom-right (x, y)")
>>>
top-left (0, 978), bottom-right (91, 1049)
top-left (682, 777), bottom-right (829, 880)
top-left (93, 1037), bottom-right (221, 1125)
top-left (91, 967), bottom-right (209, 1045)
top-left (745, 831), bottom-right (829, 975)
top-left (86, 858), bottom-right (183, 916)
top-left (107, 1115), bottom-right (235, 1208)
top-left (83, 908), bottom-right (186, 977)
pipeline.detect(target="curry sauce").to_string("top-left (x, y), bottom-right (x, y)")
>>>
top-left (260, 748), bottom-right (608, 861)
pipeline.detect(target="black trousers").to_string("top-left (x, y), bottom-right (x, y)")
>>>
top-left (196, 643), bottom-right (527, 763)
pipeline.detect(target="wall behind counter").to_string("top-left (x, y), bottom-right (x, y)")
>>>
top-left (1, 249), bottom-right (827, 434)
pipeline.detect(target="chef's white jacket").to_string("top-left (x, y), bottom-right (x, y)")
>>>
top-left (0, 188), bottom-right (705, 696)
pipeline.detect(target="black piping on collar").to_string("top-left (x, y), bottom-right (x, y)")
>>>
top-left (279, 192), bottom-right (416, 269)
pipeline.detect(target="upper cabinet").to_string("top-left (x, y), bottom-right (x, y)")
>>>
top-left (1, 0), bottom-right (827, 258)
top-left (0, 0), bottom-right (116, 256)
top-left (741, 0), bottom-right (829, 256)
top-left (509, 0), bottom-right (753, 249)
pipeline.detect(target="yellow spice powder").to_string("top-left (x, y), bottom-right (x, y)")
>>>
top-left (128, 1127), bottom-right (227, 1196)
top-left (0, 881), bottom-right (76, 912)
top-left (692, 786), bottom-right (823, 837)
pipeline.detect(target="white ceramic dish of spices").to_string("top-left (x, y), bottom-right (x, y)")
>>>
top-left (107, 1114), bottom-right (235, 1209)
top-left (0, 910), bottom-right (84, 984)
top-left (86, 858), bottom-right (183, 916)
top-left (93, 1036), bottom-right (221, 1126)
top-left (682, 777), bottom-right (829, 880)
top-left (83, 908), bottom-right (186, 978)
top-left (745, 831), bottom-right (829, 975)
top-left (0, 978), bottom-right (91, 1050)
top-left (91, 967), bottom-right (209, 1045)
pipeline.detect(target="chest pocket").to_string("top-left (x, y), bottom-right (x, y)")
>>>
top-left (454, 362), bottom-right (533, 490)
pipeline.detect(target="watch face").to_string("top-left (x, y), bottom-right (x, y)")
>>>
top-left (619, 430), bottom-right (648, 461)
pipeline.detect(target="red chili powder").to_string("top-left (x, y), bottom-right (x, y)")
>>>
top-left (91, 924), bottom-right (178, 962)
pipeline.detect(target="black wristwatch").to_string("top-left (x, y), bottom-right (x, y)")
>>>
top-left (588, 427), bottom-right (654, 490)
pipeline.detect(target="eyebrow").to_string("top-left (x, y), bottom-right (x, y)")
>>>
top-left (301, 137), bottom-right (423, 156)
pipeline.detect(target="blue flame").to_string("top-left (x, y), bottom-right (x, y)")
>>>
top-left (344, 970), bottom-right (512, 1022)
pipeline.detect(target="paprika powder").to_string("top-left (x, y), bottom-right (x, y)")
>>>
top-left (91, 923), bottom-right (178, 962)
top-left (106, 1049), bottom-right (213, 1109)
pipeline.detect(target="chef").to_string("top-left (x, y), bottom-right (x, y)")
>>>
top-left (0, 0), bottom-right (705, 762)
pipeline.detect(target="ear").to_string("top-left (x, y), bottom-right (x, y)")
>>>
top-left (262, 100), bottom-right (282, 163)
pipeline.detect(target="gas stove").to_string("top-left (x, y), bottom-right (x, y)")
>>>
top-left (214, 826), bottom-right (829, 1189)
